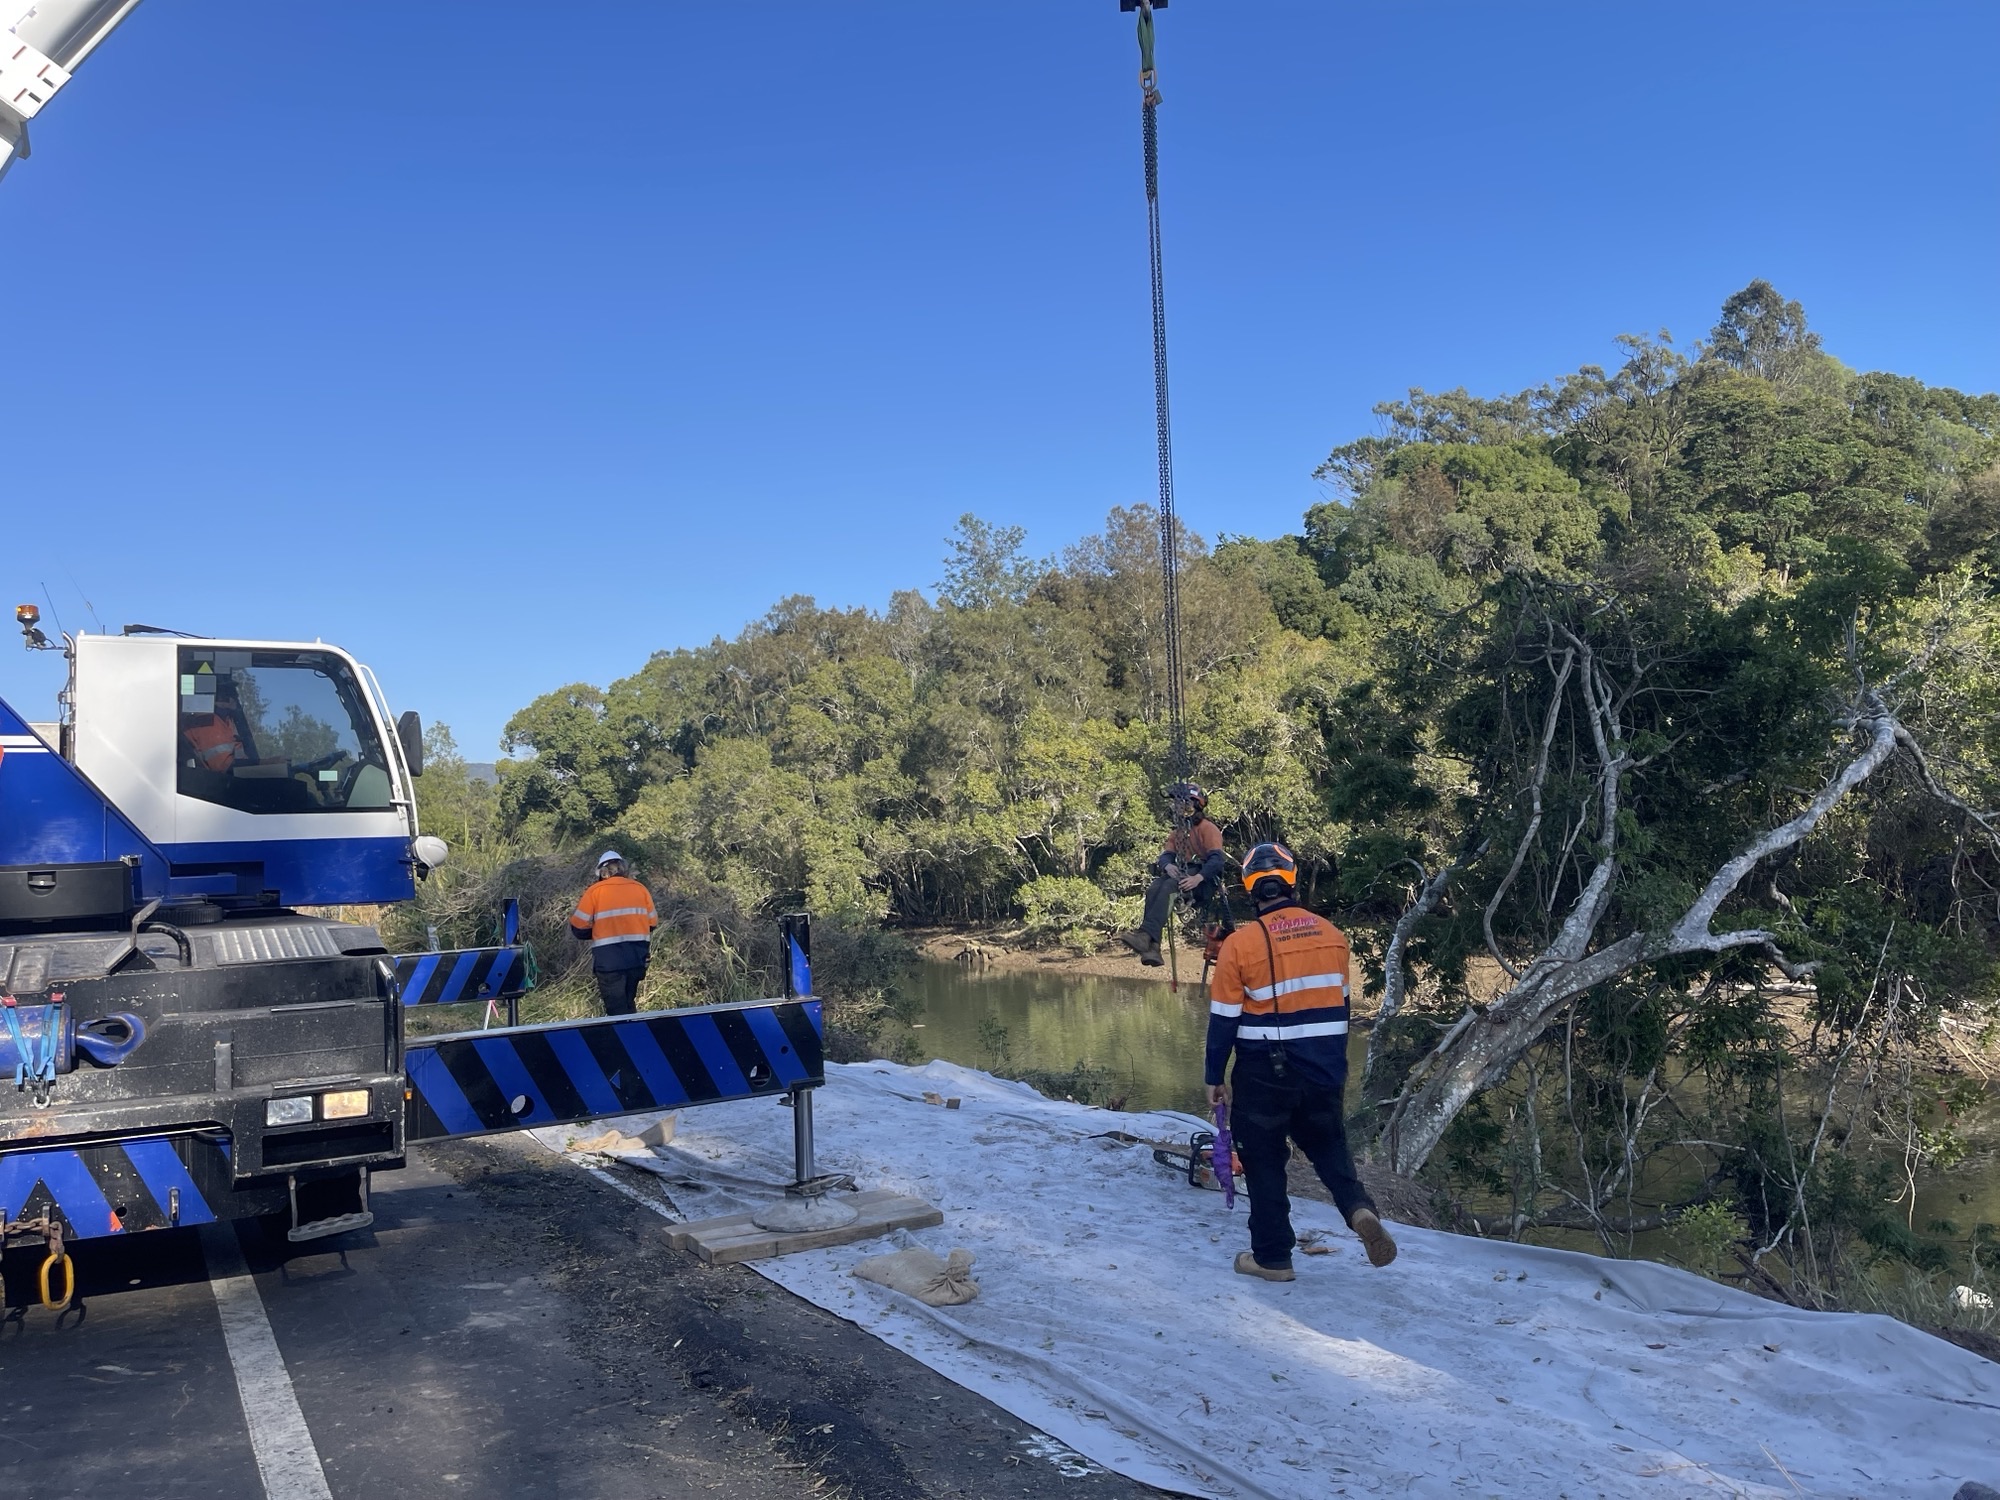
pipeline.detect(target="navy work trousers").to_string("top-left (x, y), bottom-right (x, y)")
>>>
top-left (1229, 1049), bottom-right (1375, 1268)
top-left (1142, 873), bottom-right (1215, 940)
top-left (595, 966), bottom-right (645, 1017)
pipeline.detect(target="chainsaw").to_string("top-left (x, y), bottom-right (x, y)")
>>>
top-left (1153, 1120), bottom-right (1241, 1200)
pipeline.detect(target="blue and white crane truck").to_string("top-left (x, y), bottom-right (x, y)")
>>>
top-left (3, 0), bottom-right (829, 1310)
top-left (0, 616), bottom-right (828, 1309)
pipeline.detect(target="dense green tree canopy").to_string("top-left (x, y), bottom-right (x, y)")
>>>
top-left (474, 288), bottom-right (1996, 1000)
top-left (418, 284), bottom-right (1997, 1299)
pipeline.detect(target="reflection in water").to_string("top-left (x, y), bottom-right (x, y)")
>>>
top-left (907, 960), bottom-right (1367, 1118)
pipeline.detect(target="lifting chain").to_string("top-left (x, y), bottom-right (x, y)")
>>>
top-left (3, 1213), bottom-right (74, 1311)
top-left (1132, 0), bottom-right (1188, 789)
top-left (1129, 1), bottom-right (1199, 988)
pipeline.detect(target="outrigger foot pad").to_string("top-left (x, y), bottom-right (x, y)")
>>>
top-left (751, 1173), bottom-right (860, 1233)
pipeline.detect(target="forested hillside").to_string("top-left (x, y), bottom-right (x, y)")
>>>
top-left (457, 281), bottom-right (1996, 953)
top-left (407, 283), bottom-right (2000, 1310)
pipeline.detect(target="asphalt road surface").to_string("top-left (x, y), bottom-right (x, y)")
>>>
top-left (0, 1134), bottom-right (1164, 1500)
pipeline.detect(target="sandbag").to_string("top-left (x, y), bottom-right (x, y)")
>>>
top-left (852, 1246), bottom-right (980, 1306)
top-left (568, 1113), bottom-right (675, 1154)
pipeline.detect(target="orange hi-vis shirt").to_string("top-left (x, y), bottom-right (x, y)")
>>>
top-left (183, 714), bottom-right (245, 771)
top-left (1163, 817), bottom-right (1226, 879)
top-left (1205, 902), bottom-right (1351, 1089)
top-left (570, 875), bottom-right (658, 972)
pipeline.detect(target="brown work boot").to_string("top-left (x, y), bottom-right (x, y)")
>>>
top-left (1234, 1251), bottom-right (1295, 1282)
top-left (1351, 1209), bottom-right (1398, 1267)
top-left (1118, 929), bottom-right (1164, 966)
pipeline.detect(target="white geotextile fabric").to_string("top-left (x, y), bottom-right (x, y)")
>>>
top-left (555, 1060), bottom-right (2000, 1499)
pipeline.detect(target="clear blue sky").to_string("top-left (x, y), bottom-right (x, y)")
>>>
top-left (7, 1), bottom-right (1995, 756)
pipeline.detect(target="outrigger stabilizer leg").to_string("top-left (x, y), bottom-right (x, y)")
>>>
top-left (752, 1088), bottom-right (858, 1232)
top-left (752, 915), bottom-right (858, 1232)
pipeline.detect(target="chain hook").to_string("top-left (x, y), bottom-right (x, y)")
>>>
top-left (39, 1224), bottom-right (73, 1312)
top-left (2, 1215), bottom-right (75, 1312)
top-left (1135, 0), bottom-right (1162, 105)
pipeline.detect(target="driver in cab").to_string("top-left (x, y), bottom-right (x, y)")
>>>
top-left (181, 679), bottom-right (255, 776)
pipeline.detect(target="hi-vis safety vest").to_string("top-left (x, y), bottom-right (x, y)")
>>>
top-left (183, 714), bottom-right (245, 771)
top-left (1204, 903), bottom-right (1351, 1089)
top-left (570, 875), bottom-right (657, 970)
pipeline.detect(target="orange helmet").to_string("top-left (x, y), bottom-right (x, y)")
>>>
top-left (1240, 842), bottom-right (1298, 902)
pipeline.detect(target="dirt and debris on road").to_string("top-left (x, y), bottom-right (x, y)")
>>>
top-left (0, 1134), bottom-right (1160, 1500)
top-left (421, 1132), bottom-right (1163, 1500)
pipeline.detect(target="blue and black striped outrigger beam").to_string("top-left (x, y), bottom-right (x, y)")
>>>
top-left (0, 999), bottom-right (825, 1236)
top-left (403, 998), bottom-right (823, 1141)
top-left (392, 947), bottom-right (528, 1007)
top-left (0, 1135), bottom-right (235, 1239)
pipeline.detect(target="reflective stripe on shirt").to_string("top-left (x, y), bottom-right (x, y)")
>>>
top-left (589, 906), bottom-right (653, 920)
top-left (591, 934), bottom-right (651, 949)
top-left (1237, 1019), bottom-right (1349, 1041)
top-left (1209, 1000), bottom-right (1243, 1018)
top-left (1243, 972), bottom-right (1345, 1002)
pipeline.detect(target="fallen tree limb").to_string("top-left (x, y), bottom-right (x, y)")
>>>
top-left (1366, 841), bottom-right (1486, 1087)
top-left (1383, 691), bottom-right (1905, 1175)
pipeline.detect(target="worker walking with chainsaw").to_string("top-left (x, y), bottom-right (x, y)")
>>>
top-left (569, 851), bottom-right (658, 1016)
top-left (1121, 782), bottom-right (1225, 966)
top-left (1205, 842), bottom-right (1396, 1280)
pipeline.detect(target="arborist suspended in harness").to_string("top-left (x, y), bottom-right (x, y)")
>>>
top-left (1121, 782), bottom-right (1224, 966)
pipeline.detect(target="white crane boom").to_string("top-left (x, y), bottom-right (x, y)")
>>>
top-left (2, 0), bottom-right (145, 181)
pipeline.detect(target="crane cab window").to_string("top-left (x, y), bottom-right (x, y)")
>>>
top-left (176, 649), bottom-right (395, 814)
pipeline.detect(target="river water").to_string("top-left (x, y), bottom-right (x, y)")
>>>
top-left (907, 959), bottom-right (1366, 1116)
top-left (903, 959), bottom-right (2000, 1264)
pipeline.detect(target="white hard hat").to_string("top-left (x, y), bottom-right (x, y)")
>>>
top-left (597, 849), bottom-right (624, 867)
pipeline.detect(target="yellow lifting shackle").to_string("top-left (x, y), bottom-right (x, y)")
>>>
top-left (40, 1244), bottom-right (75, 1311)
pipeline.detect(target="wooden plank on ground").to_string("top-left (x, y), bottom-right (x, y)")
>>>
top-left (669, 1190), bottom-right (942, 1265)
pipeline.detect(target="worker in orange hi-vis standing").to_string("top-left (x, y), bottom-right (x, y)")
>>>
top-left (1205, 842), bottom-right (1397, 1281)
top-left (569, 851), bottom-right (658, 1017)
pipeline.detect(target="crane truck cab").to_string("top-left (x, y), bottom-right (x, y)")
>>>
top-left (0, 625), bottom-right (447, 1247)
top-left (68, 632), bottom-right (443, 907)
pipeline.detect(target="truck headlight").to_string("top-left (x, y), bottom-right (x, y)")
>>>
top-left (320, 1089), bottom-right (369, 1120)
top-left (266, 1096), bottom-right (313, 1127)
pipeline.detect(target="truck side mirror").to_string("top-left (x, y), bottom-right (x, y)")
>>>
top-left (396, 711), bottom-right (424, 777)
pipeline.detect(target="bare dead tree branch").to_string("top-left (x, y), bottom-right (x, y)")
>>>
top-left (1484, 644), bottom-right (1574, 979)
top-left (1382, 689), bottom-right (1910, 1175)
top-left (1368, 841), bottom-right (1488, 1087)
top-left (1666, 696), bottom-right (1899, 960)
top-left (1892, 725), bottom-right (2000, 840)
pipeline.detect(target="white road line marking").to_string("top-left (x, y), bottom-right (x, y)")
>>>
top-left (200, 1223), bottom-right (335, 1500)
top-left (584, 1162), bottom-right (683, 1221)
top-left (528, 1129), bottom-right (685, 1223)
